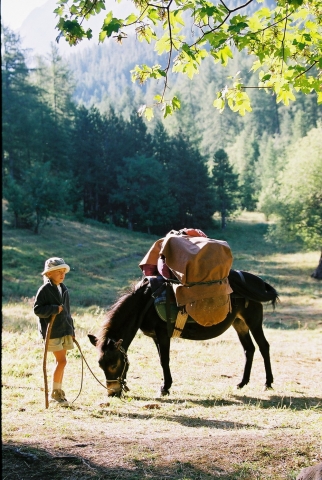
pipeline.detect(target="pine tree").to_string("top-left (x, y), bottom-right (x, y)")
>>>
top-left (2, 26), bottom-right (70, 230)
top-left (211, 149), bottom-right (240, 229)
top-left (110, 155), bottom-right (178, 233)
top-left (166, 130), bottom-right (214, 230)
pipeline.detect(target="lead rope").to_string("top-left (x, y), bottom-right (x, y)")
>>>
top-left (43, 327), bottom-right (107, 408)
top-left (72, 338), bottom-right (107, 396)
top-left (70, 339), bottom-right (130, 402)
top-left (43, 314), bottom-right (57, 409)
top-left (44, 328), bottom-right (132, 407)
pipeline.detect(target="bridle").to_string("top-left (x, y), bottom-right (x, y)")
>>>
top-left (105, 339), bottom-right (130, 395)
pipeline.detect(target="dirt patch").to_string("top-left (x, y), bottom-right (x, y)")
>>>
top-left (2, 430), bottom-right (317, 480)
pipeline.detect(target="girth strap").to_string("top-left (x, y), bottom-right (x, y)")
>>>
top-left (166, 283), bottom-right (174, 337)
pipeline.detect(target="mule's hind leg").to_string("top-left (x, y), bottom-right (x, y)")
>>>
top-left (245, 305), bottom-right (273, 390)
top-left (232, 317), bottom-right (256, 388)
top-left (239, 302), bottom-right (273, 390)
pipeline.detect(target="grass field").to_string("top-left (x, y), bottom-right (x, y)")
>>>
top-left (2, 212), bottom-right (322, 479)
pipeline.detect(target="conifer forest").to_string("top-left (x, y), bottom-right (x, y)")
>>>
top-left (2, 23), bottom-right (321, 276)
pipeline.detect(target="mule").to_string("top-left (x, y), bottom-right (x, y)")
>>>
top-left (88, 270), bottom-right (278, 397)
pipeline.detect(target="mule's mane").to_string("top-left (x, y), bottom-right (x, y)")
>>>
top-left (97, 283), bottom-right (141, 344)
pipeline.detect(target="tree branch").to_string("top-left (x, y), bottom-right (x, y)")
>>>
top-left (294, 60), bottom-right (319, 80)
top-left (280, 4), bottom-right (288, 75)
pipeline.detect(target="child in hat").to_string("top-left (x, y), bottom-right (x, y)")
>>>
top-left (34, 257), bottom-right (75, 405)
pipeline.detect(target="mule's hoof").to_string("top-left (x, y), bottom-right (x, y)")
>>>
top-left (160, 388), bottom-right (170, 396)
top-left (237, 382), bottom-right (246, 389)
top-left (264, 385), bottom-right (273, 391)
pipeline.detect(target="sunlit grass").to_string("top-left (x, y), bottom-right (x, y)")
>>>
top-left (2, 211), bottom-right (322, 479)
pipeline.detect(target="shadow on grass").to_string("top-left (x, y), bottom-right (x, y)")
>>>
top-left (2, 441), bottom-right (259, 480)
top-left (126, 393), bottom-right (322, 412)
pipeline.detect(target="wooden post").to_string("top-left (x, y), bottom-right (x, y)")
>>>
top-left (43, 314), bottom-right (57, 409)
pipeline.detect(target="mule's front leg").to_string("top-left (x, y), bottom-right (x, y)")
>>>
top-left (154, 326), bottom-right (172, 396)
top-left (237, 344), bottom-right (255, 389)
top-left (233, 319), bottom-right (255, 389)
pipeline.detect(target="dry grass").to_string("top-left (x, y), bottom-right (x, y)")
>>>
top-left (2, 303), bottom-right (322, 480)
top-left (2, 212), bottom-right (322, 479)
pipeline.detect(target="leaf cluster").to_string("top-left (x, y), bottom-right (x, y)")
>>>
top-left (54, 0), bottom-right (322, 119)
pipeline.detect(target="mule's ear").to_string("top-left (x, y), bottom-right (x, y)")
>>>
top-left (88, 334), bottom-right (98, 346)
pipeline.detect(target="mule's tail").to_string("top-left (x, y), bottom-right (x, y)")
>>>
top-left (229, 270), bottom-right (279, 308)
top-left (264, 281), bottom-right (279, 309)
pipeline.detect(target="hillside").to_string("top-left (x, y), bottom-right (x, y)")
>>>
top-left (2, 215), bottom-right (156, 307)
top-left (3, 210), bottom-right (321, 327)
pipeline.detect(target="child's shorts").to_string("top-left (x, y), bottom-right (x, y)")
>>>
top-left (47, 335), bottom-right (74, 352)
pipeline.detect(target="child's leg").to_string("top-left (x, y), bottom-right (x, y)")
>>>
top-left (52, 349), bottom-right (67, 384)
top-left (52, 350), bottom-right (67, 392)
top-left (50, 349), bottom-right (69, 402)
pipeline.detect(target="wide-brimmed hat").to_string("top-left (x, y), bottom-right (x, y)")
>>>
top-left (42, 257), bottom-right (70, 275)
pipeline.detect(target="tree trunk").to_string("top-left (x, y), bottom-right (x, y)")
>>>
top-left (311, 249), bottom-right (322, 280)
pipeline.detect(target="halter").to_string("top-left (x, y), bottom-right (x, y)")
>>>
top-left (105, 339), bottom-right (130, 395)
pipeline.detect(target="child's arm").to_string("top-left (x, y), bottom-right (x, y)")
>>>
top-left (33, 287), bottom-right (62, 318)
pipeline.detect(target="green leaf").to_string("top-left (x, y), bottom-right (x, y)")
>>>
top-left (54, 6), bottom-right (64, 16)
top-left (155, 35), bottom-right (171, 55)
top-left (125, 13), bottom-right (138, 25)
top-left (163, 104), bottom-right (173, 118)
top-left (70, 5), bottom-right (78, 14)
top-left (172, 96), bottom-right (181, 110)
top-left (99, 30), bottom-right (107, 42)
top-left (144, 107), bottom-right (154, 121)
top-left (286, 0), bottom-right (304, 7)
top-left (147, 8), bottom-right (160, 25)
top-left (217, 46), bottom-right (233, 66)
top-left (185, 59), bottom-right (199, 78)
top-left (102, 17), bottom-right (123, 37)
top-left (213, 97), bottom-right (226, 112)
top-left (276, 88), bottom-right (296, 105)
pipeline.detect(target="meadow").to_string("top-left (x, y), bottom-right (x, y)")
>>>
top-left (2, 212), bottom-right (322, 479)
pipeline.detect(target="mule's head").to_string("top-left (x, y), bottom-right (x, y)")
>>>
top-left (88, 334), bottom-right (129, 397)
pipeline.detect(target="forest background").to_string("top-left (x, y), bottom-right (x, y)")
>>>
top-left (1, 0), bottom-right (322, 274)
top-left (2, 4), bottom-right (322, 478)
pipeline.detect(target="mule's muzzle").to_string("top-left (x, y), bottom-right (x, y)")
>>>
top-left (106, 381), bottom-right (122, 397)
top-left (106, 378), bottom-right (130, 397)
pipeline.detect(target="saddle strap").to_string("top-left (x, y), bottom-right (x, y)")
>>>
top-left (166, 283), bottom-right (173, 337)
top-left (172, 310), bottom-right (188, 338)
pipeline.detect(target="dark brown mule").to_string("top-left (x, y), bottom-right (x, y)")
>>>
top-left (88, 270), bottom-right (278, 397)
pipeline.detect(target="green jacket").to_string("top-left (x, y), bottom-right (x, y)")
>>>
top-left (33, 278), bottom-right (75, 340)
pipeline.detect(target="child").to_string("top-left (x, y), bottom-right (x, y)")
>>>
top-left (33, 257), bottom-right (75, 405)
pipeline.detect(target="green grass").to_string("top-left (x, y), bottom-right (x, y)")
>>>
top-left (3, 211), bottom-right (321, 306)
top-left (2, 209), bottom-right (322, 479)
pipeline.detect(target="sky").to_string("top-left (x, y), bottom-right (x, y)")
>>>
top-left (1, 0), bottom-right (136, 57)
top-left (1, 0), bottom-right (48, 30)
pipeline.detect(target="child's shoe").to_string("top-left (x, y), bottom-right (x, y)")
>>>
top-left (50, 389), bottom-right (69, 406)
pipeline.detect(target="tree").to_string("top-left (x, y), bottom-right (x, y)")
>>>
top-left (2, 26), bottom-right (75, 231)
top-left (2, 26), bottom-right (44, 181)
top-left (54, 0), bottom-right (321, 120)
top-left (212, 148), bottom-right (240, 229)
top-left (164, 130), bottom-right (214, 229)
top-left (31, 44), bottom-right (76, 172)
top-left (4, 162), bottom-right (70, 233)
top-left (110, 154), bottom-right (178, 233)
top-left (266, 126), bottom-right (322, 278)
top-left (71, 105), bottom-right (109, 220)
